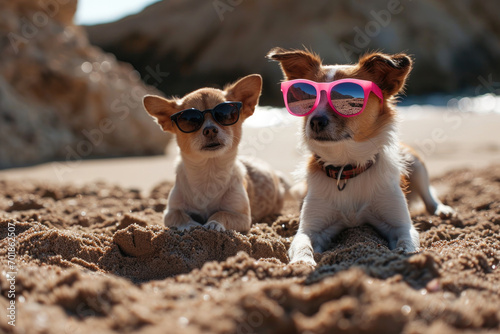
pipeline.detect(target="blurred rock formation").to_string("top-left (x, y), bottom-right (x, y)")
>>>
top-left (0, 0), bottom-right (170, 169)
top-left (85, 0), bottom-right (500, 105)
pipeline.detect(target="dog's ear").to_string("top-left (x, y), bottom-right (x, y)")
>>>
top-left (266, 47), bottom-right (322, 80)
top-left (358, 53), bottom-right (413, 96)
top-left (143, 95), bottom-right (179, 132)
top-left (225, 74), bottom-right (262, 117)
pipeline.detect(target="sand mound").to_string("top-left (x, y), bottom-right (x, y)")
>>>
top-left (1, 166), bottom-right (499, 333)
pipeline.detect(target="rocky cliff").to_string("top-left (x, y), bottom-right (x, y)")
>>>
top-left (0, 0), bottom-right (170, 169)
top-left (85, 0), bottom-right (500, 105)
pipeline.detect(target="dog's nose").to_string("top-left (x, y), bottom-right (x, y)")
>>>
top-left (202, 125), bottom-right (219, 138)
top-left (310, 115), bottom-right (329, 133)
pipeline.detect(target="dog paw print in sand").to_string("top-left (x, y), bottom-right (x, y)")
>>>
top-left (113, 224), bottom-right (157, 257)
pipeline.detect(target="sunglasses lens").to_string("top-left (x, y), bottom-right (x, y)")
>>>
top-left (330, 83), bottom-right (365, 116)
top-left (286, 82), bottom-right (317, 115)
top-left (213, 103), bottom-right (240, 125)
top-left (176, 109), bottom-right (203, 132)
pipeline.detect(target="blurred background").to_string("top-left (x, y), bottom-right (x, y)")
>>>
top-left (82, 0), bottom-right (500, 104)
top-left (0, 0), bottom-right (499, 188)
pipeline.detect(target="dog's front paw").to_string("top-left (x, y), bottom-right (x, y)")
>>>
top-left (288, 233), bottom-right (316, 266)
top-left (394, 239), bottom-right (419, 253)
top-left (177, 221), bottom-right (201, 231)
top-left (289, 255), bottom-right (317, 267)
top-left (204, 220), bottom-right (226, 232)
top-left (434, 204), bottom-right (456, 219)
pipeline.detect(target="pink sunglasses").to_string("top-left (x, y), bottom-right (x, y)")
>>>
top-left (280, 79), bottom-right (383, 117)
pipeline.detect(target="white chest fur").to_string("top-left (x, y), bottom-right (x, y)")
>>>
top-left (304, 151), bottom-right (403, 229)
top-left (170, 158), bottom-right (246, 219)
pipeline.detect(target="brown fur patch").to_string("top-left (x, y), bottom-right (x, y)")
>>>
top-left (306, 154), bottom-right (324, 174)
top-left (225, 74), bottom-right (262, 118)
top-left (267, 48), bottom-right (323, 81)
top-left (333, 53), bottom-right (412, 96)
top-left (330, 62), bottom-right (399, 142)
top-left (400, 173), bottom-right (410, 195)
top-left (348, 94), bottom-right (396, 142)
top-left (331, 53), bottom-right (411, 142)
top-left (182, 88), bottom-right (226, 112)
top-left (142, 95), bottom-right (179, 132)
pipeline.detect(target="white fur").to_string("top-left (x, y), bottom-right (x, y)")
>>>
top-left (289, 121), bottom-right (420, 265)
top-left (405, 151), bottom-right (456, 218)
top-left (323, 65), bottom-right (352, 81)
top-left (189, 119), bottom-right (233, 157)
top-left (165, 150), bottom-right (252, 232)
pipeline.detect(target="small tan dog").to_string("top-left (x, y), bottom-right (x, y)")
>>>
top-left (143, 74), bottom-right (287, 232)
top-left (267, 48), bottom-right (455, 265)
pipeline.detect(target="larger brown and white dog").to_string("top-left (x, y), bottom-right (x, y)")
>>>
top-left (267, 48), bottom-right (455, 265)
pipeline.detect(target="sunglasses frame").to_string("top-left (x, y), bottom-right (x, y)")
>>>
top-left (170, 101), bottom-right (242, 133)
top-left (280, 79), bottom-right (384, 118)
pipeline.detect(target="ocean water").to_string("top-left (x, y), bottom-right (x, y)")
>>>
top-left (75, 0), bottom-right (160, 25)
top-left (247, 93), bottom-right (500, 128)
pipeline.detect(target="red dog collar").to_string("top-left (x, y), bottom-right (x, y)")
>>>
top-left (315, 155), bottom-right (376, 191)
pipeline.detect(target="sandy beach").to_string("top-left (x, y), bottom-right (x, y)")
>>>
top-left (2, 0), bottom-right (500, 332)
top-left (0, 106), bottom-right (500, 333)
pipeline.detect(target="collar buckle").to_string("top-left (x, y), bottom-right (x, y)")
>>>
top-left (336, 165), bottom-right (348, 191)
top-left (318, 155), bottom-right (377, 191)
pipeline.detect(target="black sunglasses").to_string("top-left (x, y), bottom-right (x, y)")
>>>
top-left (170, 102), bottom-right (242, 133)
